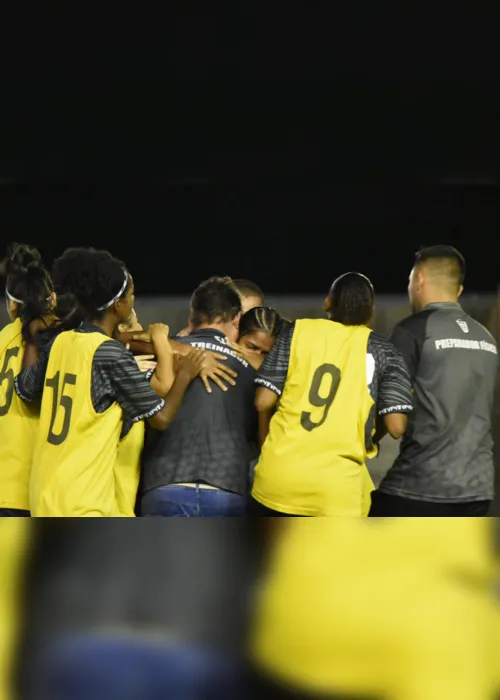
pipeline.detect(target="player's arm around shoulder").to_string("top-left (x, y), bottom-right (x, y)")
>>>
top-left (254, 320), bottom-right (294, 412)
top-left (253, 322), bottom-right (294, 444)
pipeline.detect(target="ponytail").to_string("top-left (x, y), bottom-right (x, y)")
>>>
top-left (4, 243), bottom-right (54, 342)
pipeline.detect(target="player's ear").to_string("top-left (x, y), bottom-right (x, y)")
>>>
top-left (457, 284), bottom-right (463, 298)
top-left (323, 296), bottom-right (332, 313)
top-left (233, 311), bottom-right (242, 329)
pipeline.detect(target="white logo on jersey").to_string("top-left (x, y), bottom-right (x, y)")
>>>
top-left (456, 319), bottom-right (469, 333)
top-left (366, 353), bottom-right (375, 386)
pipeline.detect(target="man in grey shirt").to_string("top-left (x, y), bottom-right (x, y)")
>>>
top-left (370, 245), bottom-right (498, 516)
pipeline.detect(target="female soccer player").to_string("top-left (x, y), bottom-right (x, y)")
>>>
top-left (16, 247), bottom-right (205, 517)
top-left (0, 244), bottom-right (54, 516)
top-left (235, 306), bottom-right (285, 489)
top-left (114, 310), bottom-right (174, 517)
top-left (236, 306), bottom-right (285, 370)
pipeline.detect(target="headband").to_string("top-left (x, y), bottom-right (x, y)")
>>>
top-left (332, 272), bottom-right (374, 292)
top-left (96, 272), bottom-right (129, 311)
top-left (5, 289), bottom-right (52, 304)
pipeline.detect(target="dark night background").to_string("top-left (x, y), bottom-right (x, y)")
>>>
top-left (1, 5), bottom-right (499, 295)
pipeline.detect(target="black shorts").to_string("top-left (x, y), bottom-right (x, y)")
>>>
top-left (369, 490), bottom-right (491, 517)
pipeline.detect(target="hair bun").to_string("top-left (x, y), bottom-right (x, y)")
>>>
top-left (6, 243), bottom-right (43, 276)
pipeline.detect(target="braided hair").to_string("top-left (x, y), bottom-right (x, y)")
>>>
top-left (239, 306), bottom-right (284, 340)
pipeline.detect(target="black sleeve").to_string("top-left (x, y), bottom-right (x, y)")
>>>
top-left (14, 331), bottom-right (57, 403)
top-left (94, 341), bottom-right (165, 423)
top-left (389, 323), bottom-right (420, 381)
top-left (255, 322), bottom-right (295, 397)
top-left (120, 367), bottom-right (155, 439)
top-left (377, 344), bottom-right (414, 416)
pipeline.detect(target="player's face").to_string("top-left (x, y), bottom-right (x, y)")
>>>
top-left (241, 295), bottom-right (263, 315)
top-left (118, 309), bottom-right (142, 335)
top-left (116, 278), bottom-right (136, 323)
top-left (239, 330), bottom-right (276, 368)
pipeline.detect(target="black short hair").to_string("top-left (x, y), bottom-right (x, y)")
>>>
top-left (327, 272), bottom-right (374, 326)
top-left (414, 245), bottom-right (465, 287)
top-left (190, 276), bottom-right (242, 328)
top-left (3, 243), bottom-right (53, 342)
top-left (52, 247), bottom-right (131, 322)
top-left (238, 306), bottom-right (283, 339)
top-left (232, 279), bottom-right (264, 300)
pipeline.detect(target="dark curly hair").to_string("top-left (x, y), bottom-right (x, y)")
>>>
top-left (52, 247), bottom-right (131, 323)
top-left (238, 306), bottom-right (283, 340)
top-left (3, 243), bottom-right (54, 342)
top-left (190, 276), bottom-right (242, 329)
top-left (327, 272), bottom-right (374, 326)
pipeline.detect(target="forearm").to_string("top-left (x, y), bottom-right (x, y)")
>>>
top-left (169, 339), bottom-right (190, 356)
top-left (372, 416), bottom-right (388, 446)
top-left (151, 346), bottom-right (175, 396)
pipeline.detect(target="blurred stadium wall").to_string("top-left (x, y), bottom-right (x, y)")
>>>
top-left (2, 293), bottom-right (499, 513)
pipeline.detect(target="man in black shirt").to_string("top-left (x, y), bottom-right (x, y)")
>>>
top-left (176, 277), bottom-right (263, 336)
top-left (141, 277), bottom-right (257, 517)
top-left (370, 245), bottom-right (498, 517)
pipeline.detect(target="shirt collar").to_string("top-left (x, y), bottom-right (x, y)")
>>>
top-left (78, 321), bottom-right (109, 336)
top-left (422, 302), bottom-right (461, 311)
top-left (190, 327), bottom-right (228, 339)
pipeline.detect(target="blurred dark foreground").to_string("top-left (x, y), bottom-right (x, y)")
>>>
top-left (0, 519), bottom-right (499, 700)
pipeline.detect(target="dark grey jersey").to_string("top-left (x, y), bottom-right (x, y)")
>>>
top-left (142, 328), bottom-right (257, 496)
top-left (379, 302), bottom-right (498, 502)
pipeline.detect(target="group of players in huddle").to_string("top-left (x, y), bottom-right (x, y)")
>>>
top-left (1, 242), bottom-right (500, 700)
top-left (0, 241), bottom-right (497, 518)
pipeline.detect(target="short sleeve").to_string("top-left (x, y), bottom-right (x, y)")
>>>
top-left (377, 345), bottom-right (414, 416)
top-left (255, 322), bottom-right (295, 397)
top-left (389, 323), bottom-right (420, 381)
top-left (120, 367), bottom-right (155, 439)
top-left (94, 342), bottom-right (165, 423)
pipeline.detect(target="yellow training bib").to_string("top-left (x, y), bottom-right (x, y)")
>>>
top-left (0, 520), bottom-right (29, 700)
top-left (0, 318), bottom-right (38, 510)
top-left (252, 518), bottom-right (494, 700)
top-left (253, 319), bottom-right (375, 516)
top-left (30, 330), bottom-right (123, 517)
top-left (114, 422), bottom-right (144, 517)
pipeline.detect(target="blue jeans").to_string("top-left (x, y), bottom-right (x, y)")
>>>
top-left (141, 484), bottom-right (247, 517)
top-left (31, 634), bottom-right (244, 700)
